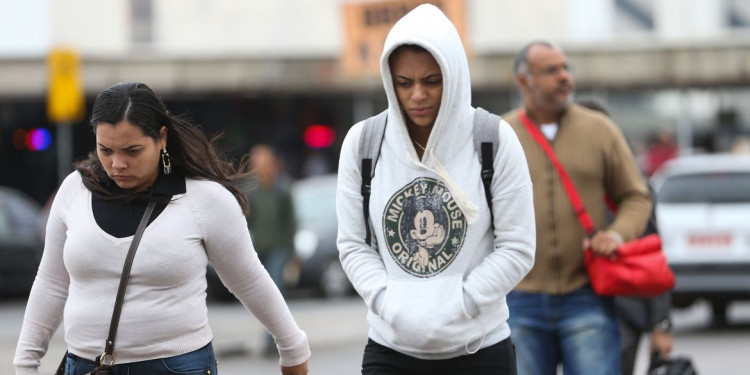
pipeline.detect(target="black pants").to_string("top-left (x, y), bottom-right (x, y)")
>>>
top-left (362, 337), bottom-right (516, 375)
top-left (620, 321), bottom-right (642, 375)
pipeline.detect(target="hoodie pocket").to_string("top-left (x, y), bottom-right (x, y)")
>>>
top-left (378, 275), bottom-right (483, 354)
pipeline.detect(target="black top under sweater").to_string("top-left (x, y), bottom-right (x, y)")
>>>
top-left (91, 171), bottom-right (186, 238)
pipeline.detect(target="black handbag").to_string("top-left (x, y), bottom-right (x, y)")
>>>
top-left (648, 350), bottom-right (698, 375)
top-left (54, 202), bottom-right (155, 375)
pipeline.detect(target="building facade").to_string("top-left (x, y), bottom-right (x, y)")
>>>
top-left (2, 0), bottom-right (750, 203)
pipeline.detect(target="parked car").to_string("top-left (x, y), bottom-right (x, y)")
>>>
top-left (0, 186), bottom-right (44, 298)
top-left (651, 154), bottom-right (750, 324)
top-left (291, 173), bottom-right (353, 298)
top-left (206, 174), bottom-right (352, 301)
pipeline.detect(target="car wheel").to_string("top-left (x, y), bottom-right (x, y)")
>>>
top-left (320, 258), bottom-right (352, 298)
top-left (711, 300), bottom-right (729, 326)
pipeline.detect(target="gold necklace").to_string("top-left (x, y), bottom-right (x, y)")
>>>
top-left (412, 139), bottom-right (426, 151)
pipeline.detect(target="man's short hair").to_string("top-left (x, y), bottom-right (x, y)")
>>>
top-left (512, 40), bottom-right (558, 75)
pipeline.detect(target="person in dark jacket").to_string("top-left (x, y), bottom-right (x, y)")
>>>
top-left (244, 144), bottom-right (298, 357)
top-left (578, 99), bottom-right (673, 375)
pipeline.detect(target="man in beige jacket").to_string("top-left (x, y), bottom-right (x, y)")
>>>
top-left (502, 41), bottom-right (652, 375)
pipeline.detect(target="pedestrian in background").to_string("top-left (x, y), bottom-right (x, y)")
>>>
top-left (502, 41), bottom-right (652, 375)
top-left (13, 82), bottom-right (310, 375)
top-left (577, 99), bottom-right (674, 375)
top-left (245, 143), bottom-right (298, 357)
top-left (643, 130), bottom-right (678, 177)
top-left (336, 4), bottom-right (535, 374)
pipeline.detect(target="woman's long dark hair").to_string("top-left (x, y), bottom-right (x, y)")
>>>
top-left (75, 82), bottom-right (250, 214)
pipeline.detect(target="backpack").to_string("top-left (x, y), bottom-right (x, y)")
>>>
top-left (358, 107), bottom-right (501, 245)
top-left (648, 350), bottom-right (698, 375)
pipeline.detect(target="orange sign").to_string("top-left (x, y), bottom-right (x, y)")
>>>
top-left (341, 0), bottom-right (467, 76)
top-left (47, 48), bottom-right (84, 123)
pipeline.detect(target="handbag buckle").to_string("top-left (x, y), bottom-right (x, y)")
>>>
top-left (99, 352), bottom-right (115, 366)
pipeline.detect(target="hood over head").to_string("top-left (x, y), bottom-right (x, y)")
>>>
top-left (380, 4), bottom-right (474, 162)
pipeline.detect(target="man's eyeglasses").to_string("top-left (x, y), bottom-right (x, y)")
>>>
top-left (531, 64), bottom-right (574, 77)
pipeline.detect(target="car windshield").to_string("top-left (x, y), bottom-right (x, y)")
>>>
top-left (292, 182), bottom-right (337, 229)
top-left (657, 172), bottom-right (750, 203)
top-left (0, 188), bottom-right (42, 241)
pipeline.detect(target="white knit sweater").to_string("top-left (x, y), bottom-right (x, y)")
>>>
top-left (14, 172), bottom-right (310, 374)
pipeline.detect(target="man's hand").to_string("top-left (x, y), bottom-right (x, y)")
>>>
top-left (281, 361), bottom-right (309, 375)
top-left (650, 330), bottom-right (673, 359)
top-left (582, 230), bottom-right (623, 257)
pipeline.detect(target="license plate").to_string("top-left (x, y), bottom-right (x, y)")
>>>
top-left (687, 234), bottom-right (732, 247)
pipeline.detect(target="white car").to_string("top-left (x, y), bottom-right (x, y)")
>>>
top-left (651, 153), bottom-right (750, 324)
top-left (207, 174), bottom-right (353, 301)
top-left (291, 173), bottom-right (354, 298)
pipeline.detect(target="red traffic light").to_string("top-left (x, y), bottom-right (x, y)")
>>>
top-left (303, 124), bottom-right (336, 149)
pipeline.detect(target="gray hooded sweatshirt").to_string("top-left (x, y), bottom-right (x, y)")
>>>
top-left (336, 4), bottom-right (535, 360)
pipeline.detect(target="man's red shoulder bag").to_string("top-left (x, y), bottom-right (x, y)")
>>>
top-left (520, 111), bottom-right (674, 297)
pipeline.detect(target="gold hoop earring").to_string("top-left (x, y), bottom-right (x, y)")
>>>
top-left (161, 147), bottom-right (172, 175)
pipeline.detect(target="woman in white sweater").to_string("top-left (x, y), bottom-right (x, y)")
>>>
top-left (335, 4), bottom-right (535, 374)
top-left (14, 82), bottom-right (310, 375)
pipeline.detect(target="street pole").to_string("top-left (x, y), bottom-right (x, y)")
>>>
top-left (56, 122), bottom-right (73, 184)
top-left (47, 48), bottom-right (84, 184)
top-left (678, 89), bottom-right (694, 155)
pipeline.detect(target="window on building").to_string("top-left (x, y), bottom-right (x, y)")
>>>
top-left (728, 0), bottom-right (750, 29)
top-left (614, 0), bottom-right (654, 34)
top-left (132, 0), bottom-right (153, 45)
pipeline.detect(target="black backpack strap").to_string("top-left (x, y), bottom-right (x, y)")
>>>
top-left (359, 110), bottom-right (388, 246)
top-left (472, 107), bottom-right (501, 225)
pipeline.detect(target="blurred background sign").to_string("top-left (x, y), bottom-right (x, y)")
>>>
top-left (47, 47), bottom-right (83, 183)
top-left (341, 0), bottom-right (468, 76)
top-left (47, 48), bottom-right (83, 123)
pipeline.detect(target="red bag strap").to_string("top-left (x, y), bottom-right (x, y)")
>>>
top-left (519, 110), bottom-right (597, 236)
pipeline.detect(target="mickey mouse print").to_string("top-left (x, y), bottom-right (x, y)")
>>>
top-left (382, 177), bottom-right (467, 277)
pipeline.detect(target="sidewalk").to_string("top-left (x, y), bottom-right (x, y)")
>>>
top-left (208, 297), bottom-right (369, 357)
top-left (0, 297), bottom-right (369, 375)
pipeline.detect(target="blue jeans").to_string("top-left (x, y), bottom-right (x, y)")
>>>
top-left (507, 285), bottom-right (620, 375)
top-left (361, 337), bottom-right (517, 375)
top-left (261, 250), bottom-right (290, 295)
top-left (65, 342), bottom-right (217, 375)
top-left (260, 250), bottom-right (290, 351)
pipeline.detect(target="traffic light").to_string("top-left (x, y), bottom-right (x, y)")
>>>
top-left (47, 48), bottom-right (84, 123)
top-left (303, 124), bottom-right (336, 149)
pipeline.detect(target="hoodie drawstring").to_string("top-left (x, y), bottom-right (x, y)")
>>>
top-left (406, 148), bottom-right (479, 224)
top-left (465, 319), bottom-right (486, 354)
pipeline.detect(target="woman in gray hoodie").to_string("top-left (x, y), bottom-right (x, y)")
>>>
top-left (336, 4), bottom-right (536, 374)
